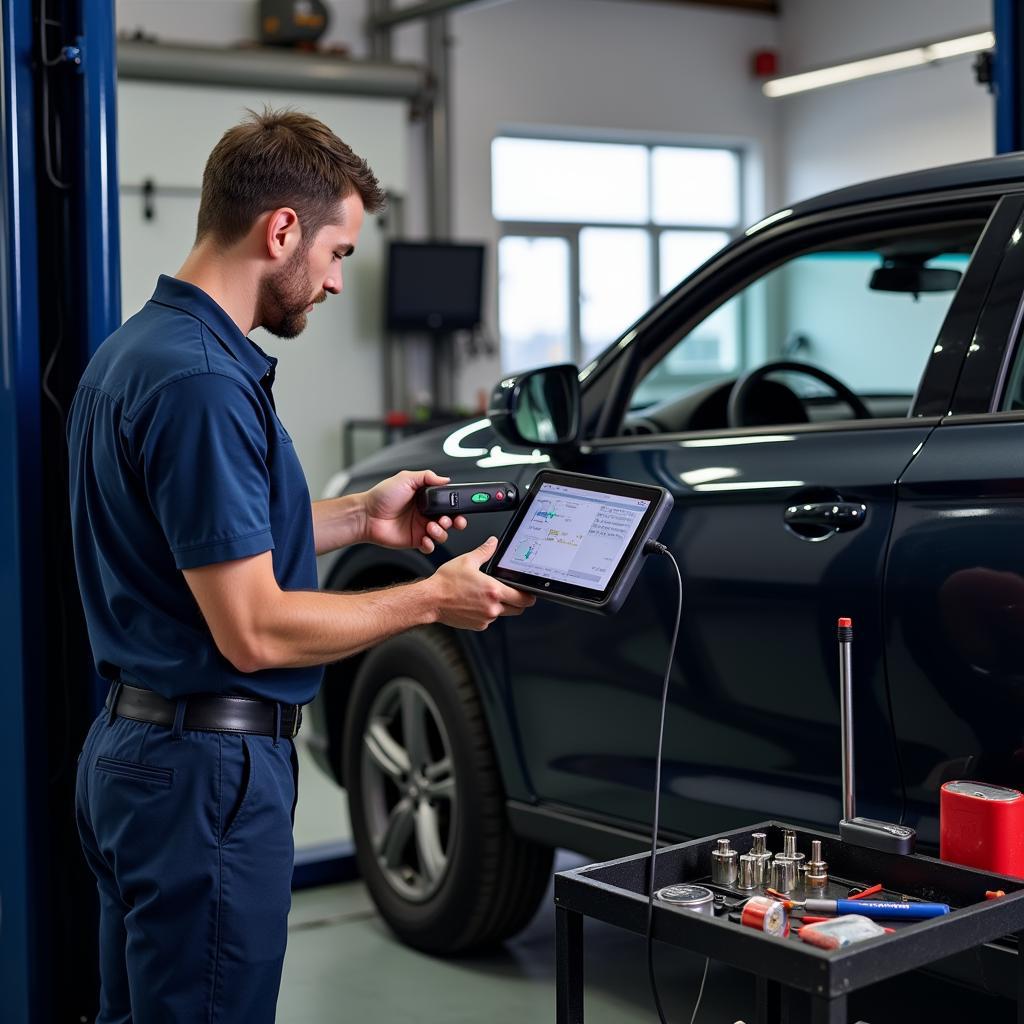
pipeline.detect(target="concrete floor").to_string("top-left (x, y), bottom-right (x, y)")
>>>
top-left (280, 854), bottom-right (1018, 1024)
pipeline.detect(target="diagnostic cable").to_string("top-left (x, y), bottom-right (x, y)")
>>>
top-left (642, 540), bottom-right (707, 1024)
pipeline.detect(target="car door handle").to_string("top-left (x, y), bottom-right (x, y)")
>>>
top-left (784, 501), bottom-right (867, 531)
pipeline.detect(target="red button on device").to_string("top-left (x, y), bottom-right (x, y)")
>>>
top-left (495, 491), bottom-right (504, 501)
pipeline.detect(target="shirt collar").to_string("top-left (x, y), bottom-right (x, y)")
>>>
top-left (150, 275), bottom-right (278, 384)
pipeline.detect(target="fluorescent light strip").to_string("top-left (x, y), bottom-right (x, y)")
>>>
top-left (764, 30), bottom-right (994, 98)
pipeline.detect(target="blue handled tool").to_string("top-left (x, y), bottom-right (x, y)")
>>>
top-left (800, 898), bottom-right (949, 920)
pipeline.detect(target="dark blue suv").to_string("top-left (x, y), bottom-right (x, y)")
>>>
top-left (306, 154), bottom-right (1024, 967)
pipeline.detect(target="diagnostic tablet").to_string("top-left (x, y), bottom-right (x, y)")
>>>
top-left (486, 470), bottom-right (673, 614)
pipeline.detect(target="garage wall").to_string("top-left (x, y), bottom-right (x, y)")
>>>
top-left (116, 0), bottom-right (369, 54)
top-left (776, 0), bottom-right (994, 204)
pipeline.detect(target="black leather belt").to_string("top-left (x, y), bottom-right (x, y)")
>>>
top-left (107, 683), bottom-right (302, 739)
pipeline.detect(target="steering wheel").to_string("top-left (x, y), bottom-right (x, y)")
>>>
top-left (726, 360), bottom-right (871, 428)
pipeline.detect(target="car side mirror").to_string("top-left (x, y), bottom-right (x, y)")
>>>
top-left (487, 363), bottom-right (581, 451)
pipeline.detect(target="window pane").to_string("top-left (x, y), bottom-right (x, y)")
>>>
top-left (632, 294), bottom-right (740, 408)
top-left (652, 147), bottom-right (739, 227)
top-left (660, 230), bottom-right (730, 294)
top-left (498, 236), bottom-right (571, 373)
top-left (579, 227), bottom-right (651, 364)
top-left (492, 137), bottom-right (649, 224)
top-left (776, 251), bottom-right (969, 395)
top-left (630, 231), bottom-right (980, 419)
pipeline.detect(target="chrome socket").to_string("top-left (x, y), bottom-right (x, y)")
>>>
top-left (737, 854), bottom-right (758, 891)
top-left (749, 832), bottom-right (773, 883)
top-left (782, 830), bottom-right (806, 878)
top-left (769, 856), bottom-right (797, 894)
top-left (805, 840), bottom-right (829, 891)
top-left (711, 838), bottom-right (739, 887)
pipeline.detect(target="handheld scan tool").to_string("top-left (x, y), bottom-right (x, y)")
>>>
top-left (485, 469), bottom-right (673, 615)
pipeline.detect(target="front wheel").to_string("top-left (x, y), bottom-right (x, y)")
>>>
top-left (343, 626), bottom-right (553, 953)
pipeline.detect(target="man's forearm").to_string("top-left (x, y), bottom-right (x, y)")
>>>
top-left (311, 494), bottom-right (367, 555)
top-left (248, 577), bottom-right (438, 670)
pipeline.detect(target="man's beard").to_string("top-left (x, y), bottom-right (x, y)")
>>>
top-left (259, 250), bottom-right (326, 339)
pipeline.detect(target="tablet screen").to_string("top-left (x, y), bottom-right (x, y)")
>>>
top-left (495, 481), bottom-right (652, 592)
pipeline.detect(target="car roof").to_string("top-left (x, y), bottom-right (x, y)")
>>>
top-left (785, 152), bottom-right (1024, 221)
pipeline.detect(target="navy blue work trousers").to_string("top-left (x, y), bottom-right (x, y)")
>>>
top-left (75, 704), bottom-right (299, 1023)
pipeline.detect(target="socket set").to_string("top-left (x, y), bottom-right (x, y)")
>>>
top-left (704, 829), bottom-right (827, 898)
top-left (659, 825), bottom-right (943, 941)
top-left (655, 819), bottom-right (966, 946)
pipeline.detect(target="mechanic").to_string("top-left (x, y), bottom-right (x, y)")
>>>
top-left (68, 108), bottom-right (535, 1023)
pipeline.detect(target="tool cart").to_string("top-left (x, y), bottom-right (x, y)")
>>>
top-left (554, 821), bottom-right (1024, 1024)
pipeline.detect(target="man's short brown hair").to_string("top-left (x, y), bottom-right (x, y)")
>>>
top-left (196, 107), bottom-right (385, 247)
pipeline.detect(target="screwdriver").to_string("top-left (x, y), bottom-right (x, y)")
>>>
top-left (783, 898), bottom-right (949, 920)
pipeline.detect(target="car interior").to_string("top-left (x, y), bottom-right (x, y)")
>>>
top-left (621, 221), bottom-right (987, 436)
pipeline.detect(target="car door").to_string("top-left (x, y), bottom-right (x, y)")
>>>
top-left (503, 194), bottom-right (1015, 841)
top-left (885, 195), bottom-right (1024, 847)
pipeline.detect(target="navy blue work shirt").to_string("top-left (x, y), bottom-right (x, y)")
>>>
top-left (68, 275), bottom-right (323, 704)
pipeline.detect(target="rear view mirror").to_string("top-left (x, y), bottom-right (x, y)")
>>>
top-left (488, 363), bottom-right (581, 451)
top-left (870, 258), bottom-right (962, 296)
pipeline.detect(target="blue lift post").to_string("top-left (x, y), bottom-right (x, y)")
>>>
top-left (994, 0), bottom-right (1024, 153)
top-left (0, 1), bottom-right (46, 1021)
top-left (0, 0), bottom-right (120, 1019)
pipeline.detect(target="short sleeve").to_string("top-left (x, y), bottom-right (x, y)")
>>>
top-left (130, 373), bottom-right (275, 569)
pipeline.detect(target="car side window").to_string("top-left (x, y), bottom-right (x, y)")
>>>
top-left (625, 222), bottom-right (983, 434)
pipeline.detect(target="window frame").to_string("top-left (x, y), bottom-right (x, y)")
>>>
top-left (492, 133), bottom-right (746, 370)
top-left (577, 192), bottom-right (1009, 444)
top-left (943, 197), bottom-right (1024, 417)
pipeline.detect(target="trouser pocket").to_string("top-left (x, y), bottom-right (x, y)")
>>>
top-left (221, 736), bottom-right (253, 844)
top-left (95, 756), bottom-right (174, 787)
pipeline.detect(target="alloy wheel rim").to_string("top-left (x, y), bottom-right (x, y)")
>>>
top-left (361, 677), bottom-right (457, 902)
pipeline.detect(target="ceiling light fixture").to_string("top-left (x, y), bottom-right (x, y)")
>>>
top-left (763, 30), bottom-right (995, 98)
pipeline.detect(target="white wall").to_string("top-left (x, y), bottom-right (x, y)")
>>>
top-left (777, 0), bottom-right (994, 204)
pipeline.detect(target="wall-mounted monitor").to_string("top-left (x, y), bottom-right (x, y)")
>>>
top-left (386, 241), bottom-right (485, 332)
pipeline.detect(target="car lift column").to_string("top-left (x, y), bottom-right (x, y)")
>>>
top-left (994, 0), bottom-right (1024, 153)
top-left (0, 1), bottom-right (121, 1021)
top-left (0, 2), bottom-right (47, 1020)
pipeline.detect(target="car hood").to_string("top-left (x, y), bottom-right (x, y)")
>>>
top-left (322, 417), bottom-right (551, 499)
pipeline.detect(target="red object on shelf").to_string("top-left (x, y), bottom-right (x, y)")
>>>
top-left (848, 883), bottom-right (883, 901)
top-left (740, 896), bottom-right (790, 937)
top-left (940, 781), bottom-right (1024, 878)
top-left (752, 50), bottom-right (778, 77)
top-left (384, 411), bottom-right (410, 427)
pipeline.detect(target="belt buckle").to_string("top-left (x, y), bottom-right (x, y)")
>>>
top-left (290, 705), bottom-right (302, 739)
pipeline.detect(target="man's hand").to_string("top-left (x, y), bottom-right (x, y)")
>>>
top-left (428, 537), bottom-right (536, 630)
top-left (363, 470), bottom-right (469, 554)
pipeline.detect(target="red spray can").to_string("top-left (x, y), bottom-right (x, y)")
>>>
top-left (940, 781), bottom-right (1024, 877)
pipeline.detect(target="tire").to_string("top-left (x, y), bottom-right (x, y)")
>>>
top-left (343, 626), bottom-right (553, 954)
